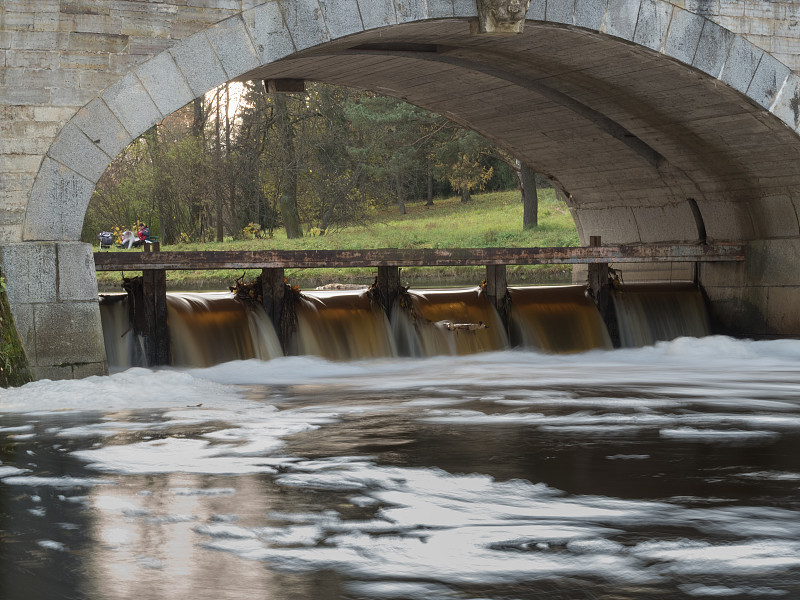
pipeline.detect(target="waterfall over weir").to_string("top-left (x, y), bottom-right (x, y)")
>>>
top-left (100, 284), bottom-right (710, 370)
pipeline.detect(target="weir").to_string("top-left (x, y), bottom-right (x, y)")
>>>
top-left (100, 282), bottom-right (711, 371)
top-left (95, 242), bottom-right (743, 367)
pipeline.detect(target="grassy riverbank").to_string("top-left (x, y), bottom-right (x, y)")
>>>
top-left (96, 189), bottom-right (580, 291)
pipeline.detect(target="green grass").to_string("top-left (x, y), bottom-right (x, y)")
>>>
top-left (97, 189), bottom-right (580, 291)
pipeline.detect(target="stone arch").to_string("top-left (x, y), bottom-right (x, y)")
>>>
top-left (25, 0), bottom-right (800, 242)
top-left (13, 0), bottom-right (800, 378)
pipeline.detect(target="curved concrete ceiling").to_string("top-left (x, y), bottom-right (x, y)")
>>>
top-left (239, 20), bottom-right (800, 245)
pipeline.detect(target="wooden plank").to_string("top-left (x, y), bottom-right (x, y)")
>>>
top-left (93, 244), bottom-right (745, 271)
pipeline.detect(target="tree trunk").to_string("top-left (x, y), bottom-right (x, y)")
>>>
top-left (425, 156), bottom-right (434, 206)
top-left (460, 185), bottom-right (471, 203)
top-left (395, 173), bottom-right (406, 215)
top-left (520, 161), bottom-right (538, 229)
top-left (274, 93), bottom-right (303, 238)
top-left (214, 88), bottom-right (224, 243)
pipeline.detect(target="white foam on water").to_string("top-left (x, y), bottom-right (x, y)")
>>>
top-left (74, 437), bottom-right (281, 476)
top-left (184, 456), bottom-right (800, 587)
top-left (2, 475), bottom-right (115, 487)
top-left (679, 583), bottom-right (789, 597)
top-left (37, 540), bottom-right (67, 552)
top-left (659, 427), bottom-right (781, 443)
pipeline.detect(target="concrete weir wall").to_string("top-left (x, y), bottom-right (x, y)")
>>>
top-left (4, 0), bottom-right (800, 378)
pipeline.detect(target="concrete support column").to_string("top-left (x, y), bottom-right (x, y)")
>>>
top-left (260, 267), bottom-right (285, 343)
top-left (484, 264), bottom-right (509, 335)
top-left (0, 241), bottom-right (107, 380)
top-left (376, 266), bottom-right (401, 314)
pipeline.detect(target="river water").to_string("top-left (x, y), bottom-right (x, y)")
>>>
top-left (2, 337), bottom-right (800, 599)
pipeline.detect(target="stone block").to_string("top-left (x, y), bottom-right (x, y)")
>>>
top-left (101, 72), bottom-right (163, 138)
top-left (0, 85), bottom-right (52, 105)
top-left (73, 13), bottom-right (121, 35)
top-left (766, 286), bottom-right (800, 335)
top-left (318, 0), bottom-right (365, 37)
top-left (663, 8), bottom-right (703, 65)
top-left (136, 51), bottom-right (195, 116)
top-left (720, 35), bottom-right (762, 95)
top-left (703, 284), bottom-right (769, 337)
top-left (0, 225), bottom-right (25, 245)
top-left (747, 239), bottom-right (800, 287)
top-left (748, 194), bottom-right (800, 238)
top-left (356, 0), bottom-right (398, 29)
top-left (574, 0), bottom-right (606, 30)
top-left (395, 0), bottom-right (430, 22)
top-left (70, 361), bottom-right (108, 379)
top-left (72, 98), bottom-right (132, 160)
top-left (771, 72), bottom-right (800, 132)
top-left (59, 51), bottom-right (110, 70)
top-left (631, 202), bottom-right (700, 243)
top-left (452, 0), bottom-right (476, 17)
top-left (698, 261), bottom-right (746, 288)
top-left (280, 0), bottom-right (331, 49)
top-left (67, 31), bottom-right (128, 53)
top-left (24, 158), bottom-right (94, 241)
top-left (701, 200), bottom-right (754, 241)
top-left (60, 0), bottom-right (110, 16)
top-left (604, 0), bottom-right (640, 40)
top-left (33, 300), bottom-right (106, 366)
top-left (10, 31), bottom-right (67, 52)
top-left (574, 206), bottom-right (641, 243)
top-left (428, 0), bottom-right (455, 18)
top-left (243, 2), bottom-right (296, 64)
top-left (746, 50), bottom-right (791, 110)
top-left (51, 86), bottom-right (96, 108)
top-left (129, 36), bottom-right (175, 56)
top-left (57, 242), bottom-right (99, 302)
top-left (546, 0), bottom-right (575, 25)
top-left (0, 154), bottom-right (45, 175)
top-left (205, 15), bottom-right (261, 79)
top-left (119, 13), bottom-right (174, 38)
top-left (47, 122), bottom-right (112, 183)
top-left (5, 49), bottom-right (60, 69)
top-left (0, 242), bottom-right (57, 304)
top-left (169, 31), bottom-right (228, 97)
top-left (692, 19), bottom-right (734, 78)
top-left (528, 0), bottom-right (546, 20)
top-left (109, 52), bottom-right (149, 75)
top-left (633, 0), bottom-right (672, 51)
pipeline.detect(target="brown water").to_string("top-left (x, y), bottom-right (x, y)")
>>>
top-left (100, 284), bottom-right (710, 370)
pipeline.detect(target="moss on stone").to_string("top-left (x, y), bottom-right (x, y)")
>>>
top-left (0, 271), bottom-right (33, 388)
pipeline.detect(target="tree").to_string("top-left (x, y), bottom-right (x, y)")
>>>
top-left (518, 160), bottom-right (538, 229)
top-left (273, 92), bottom-right (303, 239)
top-left (433, 129), bottom-right (494, 203)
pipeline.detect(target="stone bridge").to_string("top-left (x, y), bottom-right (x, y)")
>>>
top-left (4, 0), bottom-right (800, 379)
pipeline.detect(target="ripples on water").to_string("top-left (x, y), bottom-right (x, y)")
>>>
top-left (1, 337), bottom-right (800, 599)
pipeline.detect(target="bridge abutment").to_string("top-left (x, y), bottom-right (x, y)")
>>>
top-left (0, 242), bottom-right (107, 380)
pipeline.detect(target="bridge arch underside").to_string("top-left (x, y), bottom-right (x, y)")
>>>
top-left (13, 12), bottom-right (800, 379)
top-left (237, 20), bottom-right (800, 339)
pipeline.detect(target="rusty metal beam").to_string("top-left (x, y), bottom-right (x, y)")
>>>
top-left (93, 244), bottom-right (745, 271)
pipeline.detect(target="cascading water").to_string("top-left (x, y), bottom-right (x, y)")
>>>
top-left (612, 283), bottom-right (709, 347)
top-left (291, 290), bottom-right (397, 360)
top-left (99, 283), bottom-right (713, 369)
top-left (508, 285), bottom-right (613, 353)
top-left (100, 292), bottom-right (283, 370)
top-left (391, 287), bottom-right (508, 356)
top-left (167, 292), bottom-right (282, 367)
